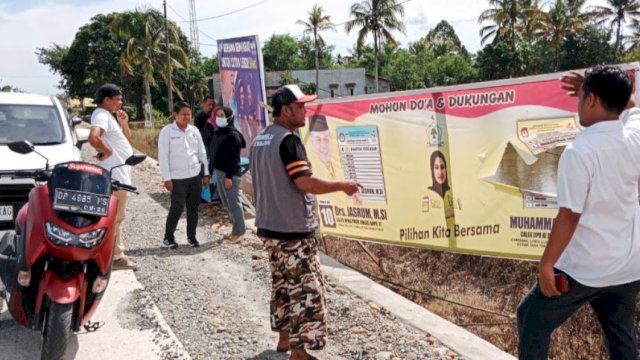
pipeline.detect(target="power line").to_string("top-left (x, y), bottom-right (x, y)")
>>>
top-left (165, 3), bottom-right (217, 46)
top-left (176, 0), bottom-right (271, 23)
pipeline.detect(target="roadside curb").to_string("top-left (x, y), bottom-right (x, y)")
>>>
top-left (319, 253), bottom-right (515, 360)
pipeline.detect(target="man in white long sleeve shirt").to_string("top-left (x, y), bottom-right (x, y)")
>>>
top-left (158, 102), bottom-right (210, 248)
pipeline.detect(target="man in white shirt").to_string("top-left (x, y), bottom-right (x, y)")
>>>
top-left (517, 66), bottom-right (640, 359)
top-left (88, 84), bottom-right (137, 271)
top-left (158, 102), bottom-right (210, 249)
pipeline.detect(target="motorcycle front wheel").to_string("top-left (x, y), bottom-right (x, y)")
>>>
top-left (41, 301), bottom-right (73, 360)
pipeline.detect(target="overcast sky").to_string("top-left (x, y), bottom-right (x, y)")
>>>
top-left (0, 0), bottom-right (609, 95)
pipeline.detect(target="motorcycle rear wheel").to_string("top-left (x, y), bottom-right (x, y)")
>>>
top-left (41, 302), bottom-right (73, 360)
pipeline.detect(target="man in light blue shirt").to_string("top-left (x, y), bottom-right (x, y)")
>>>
top-left (158, 102), bottom-right (210, 249)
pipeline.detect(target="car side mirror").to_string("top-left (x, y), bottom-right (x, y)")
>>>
top-left (71, 116), bottom-right (82, 126)
top-left (8, 140), bottom-right (35, 154)
top-left (125, 154), bottom-right (147, 166)
top-left (75, 127), bottom-right (90, 150)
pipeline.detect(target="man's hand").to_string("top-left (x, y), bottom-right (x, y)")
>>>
top-left (560, 71), bottom-right (584, 97)
top-left (95, 148), bottom-right (112, 161)
top-left (203, 175), bottom-right (210, 187)
top-left (341, 180), bottom-right (362, 196)
top-left (352, 193), bottom-right (363, 206)
top-left (224, 178), bottom-right (233, 190)
top-left (116, 109), bottom-right (129, 127)
top-left (538, 265), bottom-right (561, 297)
top-left (164, 180), bottom-right (173, 192)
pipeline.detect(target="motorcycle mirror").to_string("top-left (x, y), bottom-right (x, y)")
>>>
top-left (125, 154), bottom-right (146, 166)
top-left (8, 140), bottom-right (35, 155)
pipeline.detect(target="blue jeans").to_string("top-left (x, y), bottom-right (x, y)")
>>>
top-left (517, 272), bottom-right (640, 360)
top-left (214, 169), bottom-right (245, 236)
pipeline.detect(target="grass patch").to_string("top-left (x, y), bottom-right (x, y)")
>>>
top-left (130, 123), bottom-right (161, 160)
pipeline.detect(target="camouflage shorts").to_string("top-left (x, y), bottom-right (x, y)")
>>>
top-left (263, 237), bottom-right (326, 350)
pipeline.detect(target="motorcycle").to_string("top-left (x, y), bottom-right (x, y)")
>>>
top-left (0, 140), bottom-right (146, 360)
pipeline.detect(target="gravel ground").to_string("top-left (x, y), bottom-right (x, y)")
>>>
top-left (84, 144), bottom-right (458, 360)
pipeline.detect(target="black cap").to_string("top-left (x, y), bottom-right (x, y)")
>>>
top-left (309, 115), bottom-right (328, 132)
top-left (271, 84), bottom-right (317, 116)
top-left (94, 84), bottom-right (122, 104)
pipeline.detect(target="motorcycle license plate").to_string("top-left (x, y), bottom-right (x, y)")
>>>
top-left (53, 188), bottom-right (110, 216)
top-left (0, 205), bottom-right (12, 221)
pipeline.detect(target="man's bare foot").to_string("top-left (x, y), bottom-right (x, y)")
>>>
top-left (290, 349), bottom-right (318, 360)
top-left (227, 234), bottom-right (244, 244)
top-left (277, 330), bottom-right (290, 352)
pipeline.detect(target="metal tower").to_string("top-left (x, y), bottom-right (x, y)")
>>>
top-left (188, 0), bottom-right (200, 52)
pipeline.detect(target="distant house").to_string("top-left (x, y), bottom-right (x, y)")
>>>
top-left (365, 75), bottom-right (391, 94)
top-left (212, 68), bottom-right (391, 103)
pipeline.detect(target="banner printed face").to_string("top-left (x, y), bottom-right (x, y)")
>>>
top-left (217, 35), bottom-right (268, 153)
top-left (301, 77), bottom-right (603, 260)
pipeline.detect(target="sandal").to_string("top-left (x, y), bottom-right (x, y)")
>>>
top-left (276, 346), bottom-right (289, 353)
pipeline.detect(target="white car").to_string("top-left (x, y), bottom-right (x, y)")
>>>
top-left (0, 92), bottom-right (89, 230)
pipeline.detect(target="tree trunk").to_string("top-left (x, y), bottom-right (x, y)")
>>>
top-left (315, 30), bottom-right (320, 95)
top-left (616, 19), bottom-right (622, 56)
top-left (374, 32), bottom-right (379, 93)
top-left (554, 40), bottom-right (559, 71)
top-left (144, 75), bottom-right (153, 127)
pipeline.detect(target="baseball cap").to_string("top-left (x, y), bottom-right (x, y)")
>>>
top-left (271, 84), bottom-right (317, 116)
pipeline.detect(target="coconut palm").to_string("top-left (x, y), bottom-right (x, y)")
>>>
top-left (540, 0), bottom-right (586, 70)
top-left (478, 0), bottom-right (545, 48)
top-left (624, 17), bottom-right (640, 50)
top-left (111, 9), bottom-right (189, 122)
top-left (345, 0), bottom-right (406, 92)
top-left (297, 4), bottom-right (336, 94)
top-left (588, 0), bottom-right (640, 53)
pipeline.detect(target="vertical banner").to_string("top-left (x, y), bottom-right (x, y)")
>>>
top-left (301, 64), bottom-right (639, 260)
top-left (217, 35), bottom-right (268, 153)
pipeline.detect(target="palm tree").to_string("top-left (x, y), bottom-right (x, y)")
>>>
top-left (540, 0), bottom-right (586, 70)
top-left (111, 9), bottom-right (189, 122)
top-left (297, 4), bottom-right (336, 94)
top-left (588, 0), bottom-right (640, 53)
top-left (478, 0), bottom-right (544, 48)
top-left (345, 0), bottom-right (406, 92)
top-left (624, 17), bottom-right (640, 50)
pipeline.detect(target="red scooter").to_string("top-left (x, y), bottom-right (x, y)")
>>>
top-left (0, 140), bottom-right (145, 360)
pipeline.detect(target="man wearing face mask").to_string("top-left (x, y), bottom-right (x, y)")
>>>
top-left (210, 106), bottom-right (247, 243)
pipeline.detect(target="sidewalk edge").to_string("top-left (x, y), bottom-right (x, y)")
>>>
top-left (319, 253), bottom-right (516, 360)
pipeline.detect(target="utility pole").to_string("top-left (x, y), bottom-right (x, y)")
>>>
top-left (163, 0), bottom-right (173, 112)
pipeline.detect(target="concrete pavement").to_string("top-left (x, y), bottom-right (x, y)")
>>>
top-left (0, 269), bottom-right (191, 360)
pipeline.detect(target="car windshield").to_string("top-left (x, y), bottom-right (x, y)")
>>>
top-left (0, 104), bottom-right (65, 145)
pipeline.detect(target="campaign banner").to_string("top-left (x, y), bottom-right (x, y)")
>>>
top-left (302, 64), bottom-right (639, 259)
top-left (217, 35), bottom-right (268, 153)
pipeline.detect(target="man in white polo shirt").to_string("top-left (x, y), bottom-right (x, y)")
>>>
top-left (158, 102), bottom-right (210, 249)
top-left (517, 66), bottom-right (640, 359)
